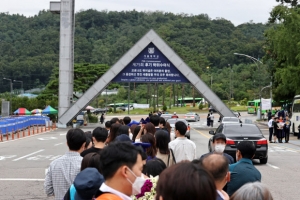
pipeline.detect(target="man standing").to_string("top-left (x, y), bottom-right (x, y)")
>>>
top-left (200, 133), bottom-right (234, 164)
top-left (268, 115), bottom-right (274, 143)
top-left (227, 141), bottom-right (261, 196)
top-left (81, 127), bottom-right (108, 157)
top-left (96, 142), bottom-right (144, 200)
top-left (44, 129), bottom-right (86, 200)
top-left (202, 154), bottom-right (230, 200)
top-left (150, 115), bottom-right (161, 131)
top-left (267, 110), bottom-right (272, 121)
top-left (284, 116), bottom-right (291, 143)
top-left (169, 121), bottom-right (196, 162)
top-left (210, 112), bottom-right (215, 127)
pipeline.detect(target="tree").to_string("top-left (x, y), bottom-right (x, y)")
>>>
top-left (264, 4), bottom-right (300, 100)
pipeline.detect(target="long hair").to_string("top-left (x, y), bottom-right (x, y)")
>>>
top-left (155, 130), bottom-right (170, 154)
top-left (141, 133), bottom-right (157, 158)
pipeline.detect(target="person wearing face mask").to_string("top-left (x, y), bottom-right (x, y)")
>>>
top-left (226, 141), bottom-right (261, 196)
top-left (201, 154), bottom-right (230, 200)
top-left (96, 142), bottom-right (145, 200)
top-left (200, 133), bottom-right (234, 164)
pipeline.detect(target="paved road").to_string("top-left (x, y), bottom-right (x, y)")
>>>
top-left (0, 115), bottom-right (300, 199)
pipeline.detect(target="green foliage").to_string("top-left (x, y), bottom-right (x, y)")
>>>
top-left (88, 114), bottom-right (98, 123)
top-left (198, 103), bottom-right (204, 110)
top-left (162, 104), bottom-right (167, 112)
top-left (264, 4), bottom-right (300, 101)
top-left (0, 10), bottom-right (271, 103)
top-left (38, 63), bottom-right (110, 100)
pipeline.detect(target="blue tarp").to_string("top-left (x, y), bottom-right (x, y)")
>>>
top-left (0, 116), bottom-right (50, 134)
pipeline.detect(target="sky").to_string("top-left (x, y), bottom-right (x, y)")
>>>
top-left (0, 0), bottom-right (280, 26)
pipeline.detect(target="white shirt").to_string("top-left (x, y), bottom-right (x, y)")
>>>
top-left (100, 183), bottom-right (132, 200)
top-left (217, 190), bottom-right (225, 200)
top-left (268, 119), bottom-right (273, 128)
top-left (169, 137), bottom-right (196, 162)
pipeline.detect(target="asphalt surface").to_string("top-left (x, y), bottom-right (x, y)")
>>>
top-left (0, 112), bottom-right (300, 199)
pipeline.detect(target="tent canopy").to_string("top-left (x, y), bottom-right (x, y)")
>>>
top-left (42, 105), bottom-right (58, 115)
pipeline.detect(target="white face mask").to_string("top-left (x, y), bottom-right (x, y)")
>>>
top-left (126, 168), bottom-right (146, 195)
top-left (215, 144), bottom-right (226, 153)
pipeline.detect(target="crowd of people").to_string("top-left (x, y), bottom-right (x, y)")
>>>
top-left (44, 114), bottom-right (274, 200)
top-left (268, 110), bottom-right (291, 143)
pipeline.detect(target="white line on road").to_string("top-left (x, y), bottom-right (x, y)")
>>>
top-left (54, 142), bottom-right (63, 146)
top-left (0, 178), bottom-right (44, 181)
top-left (12, 149), bottom-right (45, 161)
top-left (0, 130), bottom-right (50, 144)
top-left (267, 163), bottom-right (280, 169)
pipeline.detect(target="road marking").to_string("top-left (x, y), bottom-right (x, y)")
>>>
top-left (45, 168), bottom-right (48, 175)
top-left (192, 128), bottom-right (210, 139)
top-left (0, 155), bottom-right (17, 161)
top-left (0, 130), bottom-right (50, 144)
top-left (38, 137), bottom-right (57, 141)
top-left (0, 178), bottom-right (44, 181)
top-left (54, 142), bottom-right (63, 146)
top-left (270, 143), bottom-right (300, 152)
top-left (12, 149), bottom-right (45, 161)
top-left (267, 163), bottom-right (280, 169)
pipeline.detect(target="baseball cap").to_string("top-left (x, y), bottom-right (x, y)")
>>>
top-left (74, 168), bottom-right (104, 200)
top-left (115, 134), bottom-right (132, 142)
top-left (212, 133), bottom-right (227, 143)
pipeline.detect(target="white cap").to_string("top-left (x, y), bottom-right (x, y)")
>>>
top-left (174, 112), bottom-right (176, 114)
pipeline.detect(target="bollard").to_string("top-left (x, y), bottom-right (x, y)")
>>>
top-left (17, 129), bottom-right (20, 139)
top-left (23, 129), bottom-right (25, 137)
top-left (12, 129), bottom-right (14, 140)
top-left (32, 126), bottom-right (34, 135)
top-left (37, 126), bottom-right (39, 134)
top-left (6, 132), bottom-right (8, 141)
top-left (0, 131), bottom-right (2, 142)
top-left (48, 124), bottom-right (50, 131)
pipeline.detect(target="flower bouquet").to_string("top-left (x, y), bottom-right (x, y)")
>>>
top-left (132, 176), bottom-right (159, 200)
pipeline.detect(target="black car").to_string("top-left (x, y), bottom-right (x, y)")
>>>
top-left (92, 108), bottom-right (108, 115)
top-left (208, 123), bottom-right (268, 164)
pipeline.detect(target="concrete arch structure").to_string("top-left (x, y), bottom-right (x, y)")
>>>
top-left (57, 29), bottom-right (235, 127)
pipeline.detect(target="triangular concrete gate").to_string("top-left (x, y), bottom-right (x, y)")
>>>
top-left (58, 29), bottom-right (235, 126)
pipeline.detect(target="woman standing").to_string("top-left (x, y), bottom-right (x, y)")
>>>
top-left (141, 133), bottom-right (157, 161)
top-left (155, 130), bottom-right (175, 167)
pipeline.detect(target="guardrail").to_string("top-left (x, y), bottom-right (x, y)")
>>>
top-left (0, 116), bottom-right (51, 135)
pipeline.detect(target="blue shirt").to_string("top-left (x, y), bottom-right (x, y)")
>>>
top-left (227, 158), bottom-right (261, 196)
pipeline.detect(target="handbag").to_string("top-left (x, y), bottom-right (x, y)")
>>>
top-left (167, 148), bottom-right (176, 166)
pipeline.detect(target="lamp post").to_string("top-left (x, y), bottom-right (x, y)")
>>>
top-left (234, 52), bottom-right (263, 89)
top-left (3, 78), bottom-right (13, 115)
top-left (260, 84), bottom-right (272, 120)
top-left (123, 85), bottom-right (130, 115)
top-left (13, 80), bottom-right (23, 94)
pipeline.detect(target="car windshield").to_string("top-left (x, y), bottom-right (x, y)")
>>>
top-left (224, 125), bottom-right (261, 135)
top-left (223, 118), bottom-right (239, 122)
top-left (167, 119), bottom-right (187, 125)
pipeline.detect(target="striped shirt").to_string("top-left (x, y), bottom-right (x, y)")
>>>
top-left (44, 151), bottom-right (82, 200)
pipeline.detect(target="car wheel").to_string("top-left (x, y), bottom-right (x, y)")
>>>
top-left (260, 156), bottom-right (268, 164)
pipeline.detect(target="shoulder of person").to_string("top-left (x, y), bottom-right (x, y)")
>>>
top-left (96, 193), bottom-right (123, 200)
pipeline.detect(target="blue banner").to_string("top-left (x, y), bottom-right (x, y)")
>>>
top-left (113, 43), bottom-right (189, 83)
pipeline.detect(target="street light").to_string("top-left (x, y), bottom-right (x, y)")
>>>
top-left (260, 84), bottom-right (272, 120)
top-left (234, 52), bottom-right (263, 103)
top-left (3, 78), bottom-right (13, 115)
top-left (13, 80), bottom-right (23, 94)
top-left (123, 85), bottom-right (130, 115)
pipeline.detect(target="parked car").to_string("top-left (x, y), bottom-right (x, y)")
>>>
top-left (118, 105), bottom-right (134, 111)
top-left (166, 118), bottom-right (190, 139)
top-left (208, 123), bottom-right (268, 164)
top-left (92, 108), bottom-right (108, 115)
top-left (221, 117), bottom-right (240, 124)
top-left (161, 114), bottom-right (172, 121)
top-left (184, 112), bottom-right (200, 122)
top-left (209, 106), bottom-right (216, 113)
